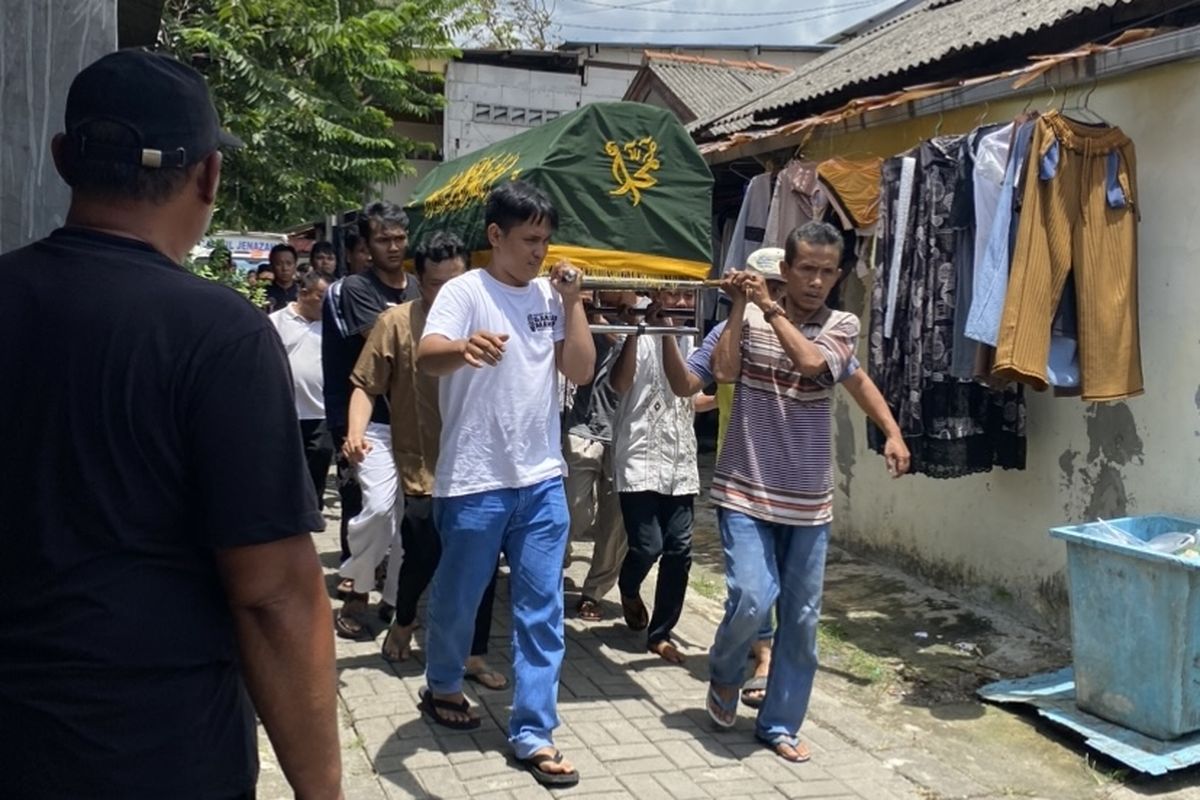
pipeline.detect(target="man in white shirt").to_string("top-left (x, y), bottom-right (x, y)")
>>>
top-left (608, 292), bottom-right (699, 664)
top-left (270, 271), bottom-right (333, 507)
top-left (417, 181), bottom-right (594, 789)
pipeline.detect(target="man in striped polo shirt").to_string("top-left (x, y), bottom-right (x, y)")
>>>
top-left (670, 221), bottom-right (909, 762)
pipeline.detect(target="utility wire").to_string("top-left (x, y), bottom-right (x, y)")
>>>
top-left (563, 0), bottom-right (892, 33)
top-left (562, 0), bottom-right (887, 18)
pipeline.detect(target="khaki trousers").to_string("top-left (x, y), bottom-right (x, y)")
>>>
top-left (564, 433), bottom-right (627, 601)
top-left (993, 111), bottom-right (1142, 401)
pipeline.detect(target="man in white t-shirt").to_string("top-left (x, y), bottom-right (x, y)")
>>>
top-left (270, 271), bottom-right (333, 506)
top-left (417, 181), bottom-right (595, 789)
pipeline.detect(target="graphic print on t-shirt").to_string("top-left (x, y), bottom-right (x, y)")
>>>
top-left (527, 311), bottom-right (559, 333)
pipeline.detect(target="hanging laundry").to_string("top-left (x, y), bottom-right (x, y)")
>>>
top-left (949, 123), bottom-right (1013, 379)
top-left (965, 118), bottom-right (1038, 347)
top-left (817, 157), bottom-right (883, 230)
top-left (882, 155), bottom-right (916, 340)
top-left (763, 160), bottom-right (827, 248)
top-left (992, 111), bottom-right (1142, 401)
top-left (723, 173), bottom-right (773, 272)
top-left (869, 137), bottom-right (1027, 479)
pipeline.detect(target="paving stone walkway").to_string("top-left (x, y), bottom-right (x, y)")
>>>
top-left (256, 504), bottom-right (929, 800)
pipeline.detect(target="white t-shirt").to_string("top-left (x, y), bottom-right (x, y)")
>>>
top-left (269, 304), bottom-right (324, 420)
top-left (422, 269), bottom-right (567, 497)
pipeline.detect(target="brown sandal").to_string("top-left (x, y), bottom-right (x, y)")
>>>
top-left (576, 597), bottom-right (604, 622)
top-left (335, 593), bottom-right (372, 641)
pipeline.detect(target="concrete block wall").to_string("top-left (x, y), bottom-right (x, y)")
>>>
top-left (443, 61), bottom-right (634, 161)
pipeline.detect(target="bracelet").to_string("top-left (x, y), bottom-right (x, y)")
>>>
top-left (762, 303), bottom-right (785, 323)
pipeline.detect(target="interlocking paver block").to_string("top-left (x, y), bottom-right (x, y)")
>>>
top-left (617, 774), bottom-right (676, 799)
top-left (591, 742), bottom-right (663, 762)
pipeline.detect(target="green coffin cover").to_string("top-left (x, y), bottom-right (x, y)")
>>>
top-left (404, 101), bottom-right (713, 279)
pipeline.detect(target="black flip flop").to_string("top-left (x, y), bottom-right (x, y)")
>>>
top-left (417, 687), bottom-right (481, 731)
top-left (621, 594), bottom-right (649, 631)
top-left (741, 676), bottom-right (769, 709)
top-left (518, 750), bottom-right (580, 788)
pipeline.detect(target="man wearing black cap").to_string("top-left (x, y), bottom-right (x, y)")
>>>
top-left (0, 50), bottom-right (343, 800)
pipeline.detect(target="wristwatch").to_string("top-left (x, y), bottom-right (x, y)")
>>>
top-left (762, 302), bottom-right (786, 323)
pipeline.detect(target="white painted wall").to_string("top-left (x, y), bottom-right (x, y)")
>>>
top-left (821, 60), bottom-right (1200, 631)
top-left (443, 61), bottom-right (636, 160)
top-left (1, 1), bottom-right (118, 251)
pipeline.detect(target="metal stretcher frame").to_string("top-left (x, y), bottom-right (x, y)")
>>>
top-left (564, 270), bottom-right (711, 337)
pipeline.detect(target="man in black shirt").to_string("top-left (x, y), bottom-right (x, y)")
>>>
top-left (265, 242), bottom-right (299, 312)
top-left (323, 201), bottom-right (419, 638)
top-left (310, 239), bottom-right (338, 279)
top-left (0, 51), bottom-right (342, 800)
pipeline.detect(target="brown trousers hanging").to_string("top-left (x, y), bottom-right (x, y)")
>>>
top-left (993, 111), bottom-right (1142, 401)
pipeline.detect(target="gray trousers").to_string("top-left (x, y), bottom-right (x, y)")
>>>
top-left (564, 433), bottom-right (627, 600)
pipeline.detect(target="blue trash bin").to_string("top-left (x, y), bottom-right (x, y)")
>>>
top-left (1050, 515), bottom-right (1200, 740)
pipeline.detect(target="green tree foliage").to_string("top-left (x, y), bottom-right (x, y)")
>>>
top-left (467, 0), bottom-right (560, 50)
top-left (186, 241), bottom-right (268, 307)
top-left (161, 0), bottom-right (476, 230)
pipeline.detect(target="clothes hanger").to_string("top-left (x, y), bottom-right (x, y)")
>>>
top-left (729, 163), bottom-right (755, 183)
top-left (1062, 76), bottom-right (1107, 125)
top-left (920, 111), bottom-right (945, 145)
top-left (790, 129), bottom-right (815, 163)
top-left (971, 101), bottom-right (991, 131)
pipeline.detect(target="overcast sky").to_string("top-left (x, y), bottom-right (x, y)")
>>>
top-left (554, 0), bottom-right (902, 46)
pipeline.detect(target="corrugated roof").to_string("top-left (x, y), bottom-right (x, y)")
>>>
top-left (694, 0), bottom-right (1142, 138)
top-left (637, 52), bottom-right (791, 124)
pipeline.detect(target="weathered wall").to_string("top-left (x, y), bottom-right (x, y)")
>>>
top-left (1, 1), bottom-right (118, 252)
top-left (444, 62), bottom-right (632, 161)
top-left (817, 60), bottom-right (1200, 631)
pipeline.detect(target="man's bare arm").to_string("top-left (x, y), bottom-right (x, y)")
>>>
top-left (842, 369), bottom-right (910, 478)
top-left (217, 534), bottom-right (343, 800)
top-left (608, 332), bottom-right (640, 396)
top-left (553, 263), bottom-right (595, 386)
top-left (662, 334), bottom-right (706, 398)
top-left (343, 386), bottom-right (375, 464)
top-left (417, 332), bottom-right (508, 376)
top-left (712, 298), bottom-right (746, 384)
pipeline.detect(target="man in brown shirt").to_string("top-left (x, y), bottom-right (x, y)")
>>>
top-left (344, 231), bottom-right (505, 688)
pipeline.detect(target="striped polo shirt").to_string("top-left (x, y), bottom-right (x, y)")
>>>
top-left (687, 304), bottom-right (859, 527)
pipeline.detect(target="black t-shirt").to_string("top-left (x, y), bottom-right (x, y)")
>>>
top-left (265, 280), bottom-right (298, 313)
top-left (0, 228), bottom-right (325, 799)
top-left (322, 269), bottom-right (419, 435)
top-left (564, 334), bottom-right (622, 443)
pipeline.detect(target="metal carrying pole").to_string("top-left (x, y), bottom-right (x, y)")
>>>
top-left (560, 268), bottom-right (710, 338)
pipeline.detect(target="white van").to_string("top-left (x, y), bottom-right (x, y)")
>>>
top-left (190, 231), bottom-right (290, 272)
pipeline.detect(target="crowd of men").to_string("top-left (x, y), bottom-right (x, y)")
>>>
top-left (0, 49), bottom-right (911, 799)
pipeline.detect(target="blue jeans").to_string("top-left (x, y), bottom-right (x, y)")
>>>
top-left (426, 477), bottom-right (569, 759)
top-left (709, 509), bottom-right (830, 741)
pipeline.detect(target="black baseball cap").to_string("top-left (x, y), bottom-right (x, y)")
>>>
top-left (64, 49), bottom-right (243, 169)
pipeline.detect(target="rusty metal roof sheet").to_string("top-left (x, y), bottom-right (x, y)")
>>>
top-left (695, 0), bottom-right (1143, 137)
top-left (637, 52), bottom-right (792, 124)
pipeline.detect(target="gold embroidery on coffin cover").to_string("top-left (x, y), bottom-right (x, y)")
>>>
top-left (424, 154), bottom-right (521, 217)
top-left (605, 136), bottom-right (660, 207)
